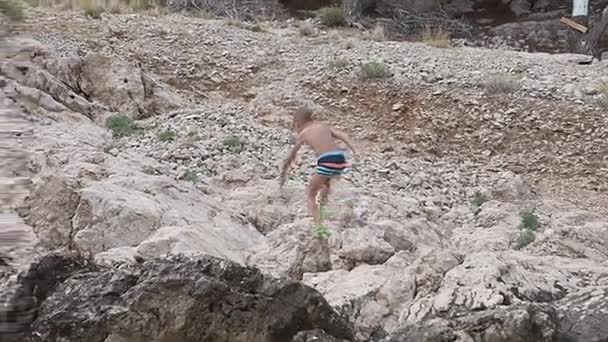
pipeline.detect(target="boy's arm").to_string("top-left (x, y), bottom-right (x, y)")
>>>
top-left (279, 137), bottom-right (304, 186)
top-left (329, 127), bottom-right (357, 156)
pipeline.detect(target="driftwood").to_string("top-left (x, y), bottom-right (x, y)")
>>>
top-left (565, 5), bottom-right (608, 61)
top-left (341, 0), bottom-right (471, 39)
top-left (163, 0), bottom-right (286, 20)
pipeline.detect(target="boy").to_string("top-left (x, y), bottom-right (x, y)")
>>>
top-left (279, 107), bottom-right (357, 226)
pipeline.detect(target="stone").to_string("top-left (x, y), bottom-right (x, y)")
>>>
top-left (246, 220), bottom-right (332, 280)
top-left (20, 174), bottom-right (81, 249)
top-left (303, 252), bottom-right (416, 340)
top-left (335, 227), bottom-right (395, 269)
top-left (3, 253), bottom-right (355, 342)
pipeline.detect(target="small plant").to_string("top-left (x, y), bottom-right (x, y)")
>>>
top-left (421, 25), bottom-right (451, 48)
top-left (359, 61), bottom-right (390, 80)
top-left (513, 210), bottom-right (540, 250)
top-left (597, 81), bottom-right (608, 108)
top-left (482, 74), bottom-right (521, 95)
top-left (0, 0), bottom-right (28, 21)
top-left (157, 128), bottom-right (176, 142)
top-left (183, 169), bottom-right (199, 184)
top-left (329, 57), bottom-right (349, 69)
top-left (520, 210), bottom-right (540, 231)
top-left (223, 135), bottom-right (243, 152)
top-left (366, 24), bottom-right (385, 42)
top-left (319, 205), bottom-right (332, 221)
top-left (471, 192), bottom-right (488, 209)
top-left (185, 129), bottom-right (201, 142)
top-left (298, 21), bottom-right (316, 37)
top-left (83, 5), bottom-right (104, 19)
top-left (105, 114), bottom-right (142, 138)
top-left (312, 223), bottom-right (331, 239)
top-left (514, 229), bottom-right (536, 250)
top-left (318, 6), bottom-right (344, 27)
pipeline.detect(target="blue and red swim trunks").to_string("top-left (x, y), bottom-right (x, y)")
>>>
top-left (316, 150), bottom-right (351, 177)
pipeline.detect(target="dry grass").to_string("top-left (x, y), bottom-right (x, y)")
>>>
top-left (298, 20), bottom-right (316, 37)
top-left (598, 81), bottom-right (608, 108)
top-left (28, 0), bottom-right (160, 13)
top-left (328, 57), bottom-right (349, 69)
top-left (482, 74), bottom-right (521, 95)
top-left (365, 24), bottom-right (385, 42)
top-left (421, 25), bottom-right (451, 48)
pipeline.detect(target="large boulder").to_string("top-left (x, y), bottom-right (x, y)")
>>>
top-left (1, 37), bottom-right (182, 122)
top-left (2, 253), bottom-right (355, 342)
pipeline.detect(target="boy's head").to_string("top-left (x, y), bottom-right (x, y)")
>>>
top-left (292, 106), bottom-right (313, 133)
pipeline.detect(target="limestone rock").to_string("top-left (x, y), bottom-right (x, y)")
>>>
top-left (3, 253), bottom-right (354, 342)
top-left (136, 225), bottom-right (263, 264)
top-left (246, 220), bottom-right (332, 279)
top-left (335, 227), bottom-right (395, 269)
top-left (387, 303), bottom-right (559, 342)
top-left (20, 174), bottom-right (81, 249)
top-left (303, 252), bottom-right (417, 340)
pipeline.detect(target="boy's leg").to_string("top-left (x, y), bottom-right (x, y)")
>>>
top-left (319, 182), bottom-right (331, 208)
top-left (307, 174), bottom-right (328, 225)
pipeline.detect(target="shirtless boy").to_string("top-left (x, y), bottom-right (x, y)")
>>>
top-left (279, 107), bottom-right (357, 226)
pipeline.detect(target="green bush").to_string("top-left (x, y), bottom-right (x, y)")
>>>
top-left (83, 5), bottom-right (104, 19)
top-left (318, 6), bottom-right (344, 27)
top-left (183, 169), bottom-right (199, 184)
top-left (0, 0), bottom-right (28, 21)
top-left (471, 191), bottom-right (488, 208)
top-left (520, 211), bottom-right (540, 231)
top-left (105, 114), bottom-right (142, 138)
top-left (359, 61), bottom-right (390, 80)
top-left (514, 229), bottom-right (535, 250)
top-left (223, 135), bottom-right (243, 152)
top-left (157, 128), bottom-right (176, 142)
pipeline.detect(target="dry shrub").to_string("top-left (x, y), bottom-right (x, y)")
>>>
top-left (597, 81), bottom-right (608, 108)
top-left (29, 0), bottom-right (159, 13)
top-left (359, 61), bottom-right (390, 80)
top-left (1, 0), bottom-right (28, 20)
top-left (318, 6), bottom-right (344, 27)
top-left (365, 24), bottom-right (385, 42)
top-left (298, 21), bottom-right (316, 37)
top-left (482, 74), bottom-right (521, 95)
top-left (328, 57), bottom-right (349, 69)
top-left (421, 25), bottom-right (450, 48)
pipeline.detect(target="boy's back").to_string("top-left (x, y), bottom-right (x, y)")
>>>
top-left (298, 122), bottom-right (340, 156)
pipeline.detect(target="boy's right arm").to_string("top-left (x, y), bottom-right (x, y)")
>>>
top-left (279, 137), bottom-right (304, 187)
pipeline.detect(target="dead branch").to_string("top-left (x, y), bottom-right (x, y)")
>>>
top-left (566, 5), bottom-right (608, 61)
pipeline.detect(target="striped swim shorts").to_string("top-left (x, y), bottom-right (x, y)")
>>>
top-left (316, 150), bottom-right (350, 177)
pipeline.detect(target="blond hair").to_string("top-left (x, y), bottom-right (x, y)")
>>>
top-left (294, 106), bottom-right (313, 123)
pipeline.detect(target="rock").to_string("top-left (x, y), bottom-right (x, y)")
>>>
top-left (291, 329), bottom-right (352, 342)
top-left (246, 220), bottom-right (332, 279)
top-left (387, 303), bottom-right (559, 342)
top-left (4, 253), bottom-right (355, 342)
top-left (335, 227), bottom-right (395, 269)
top-left (488, 171), bottom-right (533, 202)
top-left (1, 41), bottom-right (181, 122)
top-left (556, 287), bottom-right (608, 342)
top-left (303, 252), bottom-right (416, 340)
top-left (135, 225), bottom-right (258, 264)
top-left (20, 174), bottom-right (81, 249)
top-left (392, 102), bottom-right (404, 111)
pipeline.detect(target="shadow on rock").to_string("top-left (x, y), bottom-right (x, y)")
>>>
top-left (1, 253), bottom-right (354, 342)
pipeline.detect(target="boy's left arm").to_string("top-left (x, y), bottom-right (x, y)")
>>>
top-left (279, 138), bottom-right (304, 187)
